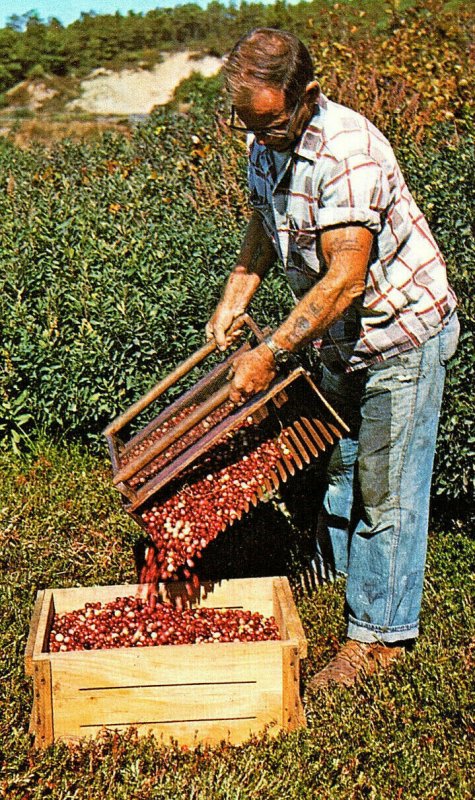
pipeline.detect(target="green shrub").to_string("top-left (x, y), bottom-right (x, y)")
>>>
top-left (26, 62), bottom-right (46, 79)
top-left (12, 106), bottom-right (34, 118)
top-left (392, 127), bottom-right (474, 504)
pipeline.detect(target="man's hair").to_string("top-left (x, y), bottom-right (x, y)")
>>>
top-left (224, 28), bottom-right (314, 109)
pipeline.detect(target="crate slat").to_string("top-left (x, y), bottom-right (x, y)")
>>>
top-left (54, 683), bottom-right (279, 725)
top-left (33, 660), bottom-right (54, 748)
top-left (25, 590), bottom-right (46, 676)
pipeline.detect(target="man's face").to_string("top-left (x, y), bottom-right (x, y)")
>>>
top-left (234, 85), bottom-right (311, 151)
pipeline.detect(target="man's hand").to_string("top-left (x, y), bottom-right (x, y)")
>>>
top-left (205, 302), bottom-right (245, 351)
top-left (229, 343), bottom-right (277, 404)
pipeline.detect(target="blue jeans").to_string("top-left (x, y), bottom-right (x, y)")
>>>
top-left (314, 315), bottom-right (459, 643)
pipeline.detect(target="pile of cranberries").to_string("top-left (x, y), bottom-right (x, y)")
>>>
top-left (49, 596), bottom-right (280, 652)
top-left (139, 411), bottom-right (292, 584)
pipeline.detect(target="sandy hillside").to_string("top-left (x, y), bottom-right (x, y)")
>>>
top-left (67, 51), bottom-right (223, 115)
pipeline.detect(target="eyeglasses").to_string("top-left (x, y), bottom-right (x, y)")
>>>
top-left (227, 97), bottom-right (303, 140)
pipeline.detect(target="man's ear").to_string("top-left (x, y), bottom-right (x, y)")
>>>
top-left (304, 80), bottom-right (320, 99)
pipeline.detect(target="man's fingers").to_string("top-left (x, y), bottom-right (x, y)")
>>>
top-left (213, 336), bottom-right (228, 350)
top-left (229, 386), bottom-right (245, 404)
top-left (229, 373), bottom-right (254, 405)
top-left (205, 325), bottom-right (225, 350)
top-left (205, 320), bottom-right (227, 350)
top-left (206, 309), bottom-right (245, 350)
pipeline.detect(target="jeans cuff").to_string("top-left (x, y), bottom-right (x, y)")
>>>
top-left (347, 617), bottom-right (419, 644)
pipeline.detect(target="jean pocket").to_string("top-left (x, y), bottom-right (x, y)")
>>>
top-left (439, 313), bottom-right (460, 365)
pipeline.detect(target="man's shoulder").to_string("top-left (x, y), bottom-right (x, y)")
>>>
top-left (300, 95), bottom-right (394, 167)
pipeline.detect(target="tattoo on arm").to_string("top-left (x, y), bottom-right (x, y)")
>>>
top-left (323, 229), bottom-right (367, 262)
top-left (309, 301), bottom-right (324, 318)
top-left (288, 315), bottom-right (312, 345)
top-left (288, 302), bottom-right (325, 345)
top-left (334, 242), bottom-right (365, 254)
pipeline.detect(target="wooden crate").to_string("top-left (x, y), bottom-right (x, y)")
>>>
top-left (25, 577), bottom-right (307, 748)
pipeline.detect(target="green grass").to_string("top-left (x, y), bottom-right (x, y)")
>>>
top-left (0, 442), bottom-right (473, 799)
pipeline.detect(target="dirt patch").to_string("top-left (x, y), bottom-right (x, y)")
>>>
top-left (67, 52), bottom-right (223, 115)
top-left (6, 79), bottom-right (59, 110)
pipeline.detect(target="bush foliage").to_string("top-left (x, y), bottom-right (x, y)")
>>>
top-left (0, 0), bottom-right (473, 507)
top-left (0, 109), bottom-right (280, 441)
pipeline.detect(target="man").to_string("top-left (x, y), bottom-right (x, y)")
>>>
top-left (206, 28), bottom-right (458, 690)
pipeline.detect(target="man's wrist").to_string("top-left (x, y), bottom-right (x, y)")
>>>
top-left (262, 335), bottom-right (293, 365)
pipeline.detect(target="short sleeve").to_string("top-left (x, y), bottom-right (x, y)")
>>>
top-left (317, 154), bottom-right (390, 233)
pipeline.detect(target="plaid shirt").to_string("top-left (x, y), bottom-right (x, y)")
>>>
top-left (248, 93), bottom-right (457, 371)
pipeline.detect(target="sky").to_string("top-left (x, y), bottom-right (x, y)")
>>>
top-left (0, 1), bottom-right (195, 29)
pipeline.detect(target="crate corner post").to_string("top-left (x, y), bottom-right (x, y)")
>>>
top-left (32, 659), bottom-right (54, 748)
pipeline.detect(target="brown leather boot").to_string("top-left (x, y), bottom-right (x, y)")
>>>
top-left (306, 640), bottom-right (405, 692)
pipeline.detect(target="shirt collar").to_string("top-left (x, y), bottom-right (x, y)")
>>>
top-left (293, 92), bottom-right (327, 162)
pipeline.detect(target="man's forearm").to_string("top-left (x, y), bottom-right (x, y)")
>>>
top-left (271, 273), bottom-right (362, 351)
top-left (270, 226), bottom-right (371, 353)
top-left (227, 225), bottom-right (372, 402)
top-left (218, 210), bottom-right (276, 313)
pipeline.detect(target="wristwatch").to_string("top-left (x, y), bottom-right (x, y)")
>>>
top-left (263, 335), bottom-right (293, 365)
